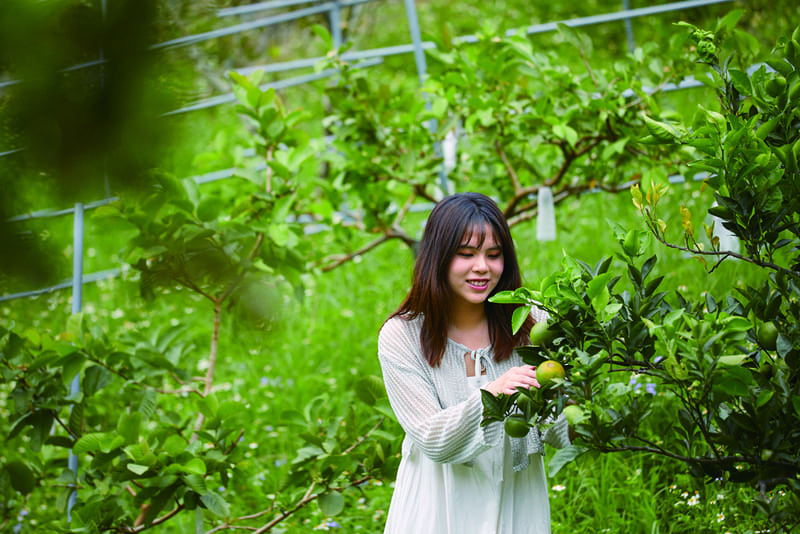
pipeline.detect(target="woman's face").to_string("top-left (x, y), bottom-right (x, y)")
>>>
top-left (446, 224), bottom-right (505, 310)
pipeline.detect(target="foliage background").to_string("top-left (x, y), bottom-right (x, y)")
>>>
top-left (1, 0), bottom-right (798, 532)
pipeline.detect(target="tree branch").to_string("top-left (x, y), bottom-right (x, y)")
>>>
top-left (192, 298), bottom-right (222, 441)
top-left (647, 219), bottom-right (799, 280)
top-left (252, 482), bottom-right (317, 534)
top-left (495, 140), bottom-right (522, 194)
top-left (317, 227), bottom-right (415, 272)
top-left (119, 503), bottom-right (185, 533)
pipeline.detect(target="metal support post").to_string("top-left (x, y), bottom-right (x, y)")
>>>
top-left (623, 0), bottom-right (636, 54)
top-left (330, 0), bottom-right (343, 49)
top-left (403, 0), bottom-right (449, 195)
top-left (67, 202), bottom-right (84, 520)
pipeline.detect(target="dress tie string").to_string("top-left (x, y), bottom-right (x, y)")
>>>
top-left (470, 348), bottom-right (490, 377)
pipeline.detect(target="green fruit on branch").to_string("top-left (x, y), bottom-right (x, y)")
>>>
top-left (504, 414), bottom-right (531, 438)
top-left (766, 76), bottom-right (787, 98)
top-left (516, 393), bottom-right (532, 412)
top-left (758, 321), bottom-right (779, 351)
top-left (536, 360), bottom-right (566, 388)
top-left (563, 404), bottom-right (585, 426)
top-left (530, 321), bottom-right (556, 346)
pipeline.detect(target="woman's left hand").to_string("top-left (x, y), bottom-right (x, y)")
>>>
top-left (483, 365), bottom-right (540, 396)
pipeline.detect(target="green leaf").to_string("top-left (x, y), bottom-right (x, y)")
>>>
top-left (117, 412), bottom-right (142, 444)
top-left (547, 445), bottom-right (587, 477)
top-left (5, 460), bottom-right (37, 494)
top-left (196, 196), bottom-right (224, 222)
top-left (59, 351), bottom-right (87, 388)
top-left (28, 410), bottom-right (54, 452)
top-left (353, 375), bottom-right (386, 406)
top-left (198, 393), bottom-right (219, 419)
top-left (140, 390), bottom-right (159, 421)
top-left (269, 223), bottom-right (292, 247)
top-left (643, 115), bottom-right (680, 142)
top-left (153, 170), bottom-right (187, 199)
top-left (591, 287), bottom-right (610, 316)
top-left (713, 366), bottom-right (752, 397)
top-left (586, 273), bottom-right (614, 300)
top-left (201, 491), bottom-right (230, 517)
top-left (716, 355), bottom-right (747, 366)
top-left (293, 445), bottom-right (325, 465)
top-left (601, 138), bottom-right (628, 160)
top-left (182, 458), bottom-right (207, 476)
top-left (480, 388), bottom-right (502, 417)
top-left (183, 473), bottom-right (207, 495)
top-left (556, 23), bottom-right (592, 56)
top-left (312, 24), bottom-right (333, 50)
top-left (145, 484), bottom-right (179, 526)
top-left (69, 401), bottom-right (85, 439)
top-left (73, 432), bottom-right (111, 455)
top-left (56, 487), bottom-right (72, 514)
top-left (553, 123), bottom-right (578, 147)
top-left (127, 463), bottom-right (149, 475)
top-left (267, 159), bottom-right (290, 179)
top-left (717, 9), bottom-right (744, 32)
top-left (66, 312), bottom-right (85, 340)
top-left (727, 68), bottom-right (752, 95)
top-left (319, 491), bottom-right (345, 517)
top-left (776, 334), bottom-right (792, 358)
top-left (756, 389), bottom-right (774, 409)
top-left (511, 305), bottom-right (532, 335)
top-left (489, 291), bottom-right (528, 304)
top-left (83, 365), bottom-right (113, 397)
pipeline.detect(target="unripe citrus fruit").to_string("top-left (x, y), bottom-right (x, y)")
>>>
top-left (530, 321), bottom-right (556, 346)
top-left (757, 321), bottom-right (779, 351)
top-left (516, 393), bottom-right (531, 411)
top-left (504, 415), bottom-right (530, 438)
top-left (536, 360), bottom-right (565, 388)
top-left (563, 404), bottom-right (585, 426)
top-left (765, 77), bottom-right (786, 97)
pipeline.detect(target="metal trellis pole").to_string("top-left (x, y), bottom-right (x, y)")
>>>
top-left (67, 202), bottom-right (84, 520)
top-left (622, 0), bottom-right (636, 54)
top-left (330, 0), bottom-right (343, 49)
top-left (403, 0), bottom-right (450, 195)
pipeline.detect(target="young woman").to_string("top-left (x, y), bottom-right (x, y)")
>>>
top-left (378, 192), bottom-right (570, 534)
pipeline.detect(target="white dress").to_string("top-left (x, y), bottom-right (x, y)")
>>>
top-left (379, 315), bottom-right (569, 534)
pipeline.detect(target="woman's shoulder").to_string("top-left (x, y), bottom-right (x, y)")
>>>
top-left (531, 305), bottom-right (550, 324)
top-left (379, 313), bottom-right (423, 342)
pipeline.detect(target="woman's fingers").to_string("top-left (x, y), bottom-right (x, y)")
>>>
top-left (486, 365), bottom-right (541, 395)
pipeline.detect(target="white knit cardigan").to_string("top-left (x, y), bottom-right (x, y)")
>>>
top-left (378, 313), bottom-right (571, 474)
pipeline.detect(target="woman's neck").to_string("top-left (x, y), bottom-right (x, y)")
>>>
top-left (448, 303), bottom-right (489, 345)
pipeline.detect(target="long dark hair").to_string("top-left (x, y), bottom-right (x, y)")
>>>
top-left (389, 192), bottom-right (534, 367)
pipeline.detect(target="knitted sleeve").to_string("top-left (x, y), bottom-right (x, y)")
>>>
top-left (542, 412), bottom-right (571, 449)
top-left (378, 317), bottom-right (503, 464)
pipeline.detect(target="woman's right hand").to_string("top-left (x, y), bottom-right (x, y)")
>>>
top-left (483, 365), bottom-right (540, 396)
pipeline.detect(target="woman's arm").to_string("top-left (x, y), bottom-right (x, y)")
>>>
top-left (378, 319), bottom-right (502, 464)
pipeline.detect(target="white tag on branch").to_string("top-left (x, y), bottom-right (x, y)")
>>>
top-left (443, 130), bottom-right (457, 174)
top-left (709, 201), bottom-right (740, 254)
top-left (536, 186), bottom-right (557, 242)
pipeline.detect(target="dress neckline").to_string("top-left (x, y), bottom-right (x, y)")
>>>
top-left (446, 337), bottom-right (493, 354)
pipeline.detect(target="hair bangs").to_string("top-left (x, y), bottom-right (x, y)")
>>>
top-left (458, 215), bottom-right (502, 251)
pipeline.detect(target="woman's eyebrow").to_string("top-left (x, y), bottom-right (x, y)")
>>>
top-left (457, 244), bottom-right (502, 251)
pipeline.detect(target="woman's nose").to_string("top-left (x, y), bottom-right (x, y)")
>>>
top-left (473, 255), bottom-right (488, 271)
